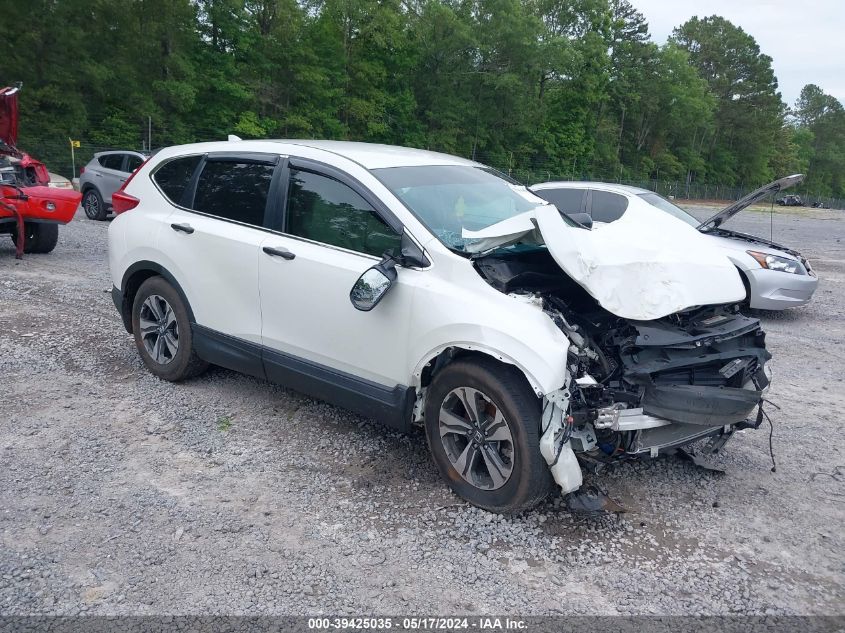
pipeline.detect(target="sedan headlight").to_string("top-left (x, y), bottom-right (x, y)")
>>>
top-left (747, 250), bottom-right (802, 274)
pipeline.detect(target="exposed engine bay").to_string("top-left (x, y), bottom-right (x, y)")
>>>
top-left (475, 246), bottom-right (771, 494)
top-left (0, 154), bottom-right (48, 188)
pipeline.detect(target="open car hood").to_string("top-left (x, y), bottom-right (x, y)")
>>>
top-left (697, 174), bottom-right (804, 231)
top-left (0, 86), bottom-right (20, 151)
top-left (463, 205), bottom-right (746, 321)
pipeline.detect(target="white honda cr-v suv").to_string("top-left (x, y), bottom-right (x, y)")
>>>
top-left (109, 140), bottom-right (773, 513)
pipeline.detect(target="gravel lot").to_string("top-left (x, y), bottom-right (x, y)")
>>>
top-left (1, 204), bottom-right (843, 616)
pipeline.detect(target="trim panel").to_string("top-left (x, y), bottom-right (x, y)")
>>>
top-left (263, 347), bottom-right (414, 432)
top-left (192, 325), bottom-right (266, 380)
top-left (190, 324), bottom-right (414, 432)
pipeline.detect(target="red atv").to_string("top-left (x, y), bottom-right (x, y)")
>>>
top-left (1, 85), bottom-right (81, 258)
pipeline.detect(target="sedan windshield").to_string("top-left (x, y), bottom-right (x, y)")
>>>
top-left (638, 192), bottom-right (700, 228)
top-left (372, 165), bottom-right (550, 251)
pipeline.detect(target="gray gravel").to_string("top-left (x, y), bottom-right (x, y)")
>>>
top-left (0, 205), bottom-right (843, 616)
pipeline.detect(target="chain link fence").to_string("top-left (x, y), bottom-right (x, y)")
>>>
top-left (499, 166), bottom-right (844, 210)
top-left (22, 139), bottom-right (146, 182)
top-left (25, 134), bottom-right (844, 210)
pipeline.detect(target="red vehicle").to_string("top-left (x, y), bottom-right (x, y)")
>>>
top-left (1, 85), bottom-right (81, 258)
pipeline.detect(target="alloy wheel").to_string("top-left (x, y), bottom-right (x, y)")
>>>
top-left (83, 192), bottom-right (100, 219)
top-left (139, 294), bottom-right (178, 365)
top-left (438, 387), bottom-right (515, 490)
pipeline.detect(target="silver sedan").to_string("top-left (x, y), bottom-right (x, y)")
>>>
top-left (531, 175), bottom-right (818, 310)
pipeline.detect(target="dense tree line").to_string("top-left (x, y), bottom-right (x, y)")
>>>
top-left (1, 0), bottom-right (843, 198)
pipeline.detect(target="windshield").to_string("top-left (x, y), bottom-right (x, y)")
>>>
top-left (372, 165), bottom-right (550, 251)
top-left (638, 192), bottom-right (700, 228)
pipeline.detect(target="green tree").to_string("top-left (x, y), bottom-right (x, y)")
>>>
top-left (792, 84), bottom-right (845, 197)
top-left (672, 16), bottom-right (784, 185)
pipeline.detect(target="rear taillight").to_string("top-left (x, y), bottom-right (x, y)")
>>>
top-left (79, 166), bottom-right (85, 175)
top-left (112, 190), bottom-right (140, 214)
top-left (111, 155), bottom-right (152, 215)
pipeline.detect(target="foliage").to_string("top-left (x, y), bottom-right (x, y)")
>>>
top-left (792, 84), bottom-right (845, 196)
top-left (1, 0), bottom-right (843, 197)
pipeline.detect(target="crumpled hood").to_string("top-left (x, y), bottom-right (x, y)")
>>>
top-left (463, 202), bottom-right (746, 321)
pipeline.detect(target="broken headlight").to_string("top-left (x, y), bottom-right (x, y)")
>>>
top-left (747, 250), bottom-right (801, 274)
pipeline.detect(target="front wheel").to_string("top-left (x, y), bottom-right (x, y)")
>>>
top-left (131, 276), bottom-right (208, 381)
top-left (11, 222), bottom-right (59, 254)
top-left (424, 358), bottom-right (554, 514)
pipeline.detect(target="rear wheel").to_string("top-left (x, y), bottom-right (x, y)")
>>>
top-left (82, 188), bottom-right (107, 220)
top-left (424, 358), bottom-right (554, 513)
top-left (131, 276), bottom-right (208, 382)
top-left (11, 222), bottom-right (59, 254)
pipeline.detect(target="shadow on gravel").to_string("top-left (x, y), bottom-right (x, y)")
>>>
top-left (747, 307), bottom-right (808, 322)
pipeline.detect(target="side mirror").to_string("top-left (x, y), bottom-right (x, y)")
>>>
top-left (399, 230), bottom-right (429, 268)
top-left (565, 212), bottom-right (593, 229)
top-left (350, 259), bottom-right (398, 311)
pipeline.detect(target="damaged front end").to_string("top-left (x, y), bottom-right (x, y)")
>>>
top-left (476, 247), bottom-right (772, 495)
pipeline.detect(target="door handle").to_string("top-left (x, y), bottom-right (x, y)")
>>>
top-left (262, 246), bottom-right (295, 260)
top-left (170, 223), bottom-right (194, 234)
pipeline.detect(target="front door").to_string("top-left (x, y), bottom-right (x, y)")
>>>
top-left (258, 164), bottom-right (422, 412)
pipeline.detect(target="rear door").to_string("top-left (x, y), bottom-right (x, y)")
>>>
top-left (97, 153), bottom-right (128, 204)
top-left (155, 152), bottom-right (280, 361)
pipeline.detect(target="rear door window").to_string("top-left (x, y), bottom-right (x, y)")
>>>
top-left (285, 168), bottom-right (401, 257)
top-left (533, 188), bottom-right (585, 214)
top-left (589, 190), bottom-right (628, 223)
top-left (98, 154), bottom-right (124, 170)
top-left (192, 159), bottom-right (275, 227)
top-left (152, 156), bottom-right (202, 206)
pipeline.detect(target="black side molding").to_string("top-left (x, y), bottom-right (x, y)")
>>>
top-left (192, 325), bottom-right (266, 380)
top-left (190, 325), bottom-right (414, 432)
top-left (263, 347), bottom-right (414, 432)
top-left (111, 285), bottom-right (123, 317)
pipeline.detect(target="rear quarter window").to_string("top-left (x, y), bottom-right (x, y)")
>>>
top-left (125, 154), bottom-right (144, 173)
top-left (152, 156), bottom-right (202, 207)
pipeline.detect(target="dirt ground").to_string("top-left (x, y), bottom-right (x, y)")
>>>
top-left (0, 204), bottom-right (843, 616)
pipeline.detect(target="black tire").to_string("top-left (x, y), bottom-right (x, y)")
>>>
top-left (82, 188), bottom-right (107, 220)
top-left (424, 358), bottom-right (554, 514)
top-left (131, 276), bottom-right (208, 382)
top-left (11, 222), bottom-right (59, 254)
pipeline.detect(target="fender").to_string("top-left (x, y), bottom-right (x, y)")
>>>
top-left (118, 260), bottom-right (196, 333)
top-left (411, 328), bottom-right (570, 397)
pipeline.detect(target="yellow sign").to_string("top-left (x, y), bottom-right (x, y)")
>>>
top-left (70, 140), bottom-right (80, 148)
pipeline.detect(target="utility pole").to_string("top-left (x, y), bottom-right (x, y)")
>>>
top-left (148, 116), bottom-right (152, 151)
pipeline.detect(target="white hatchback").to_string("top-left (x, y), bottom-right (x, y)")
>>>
top-left (109, 140), bottom-right (773, 513)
